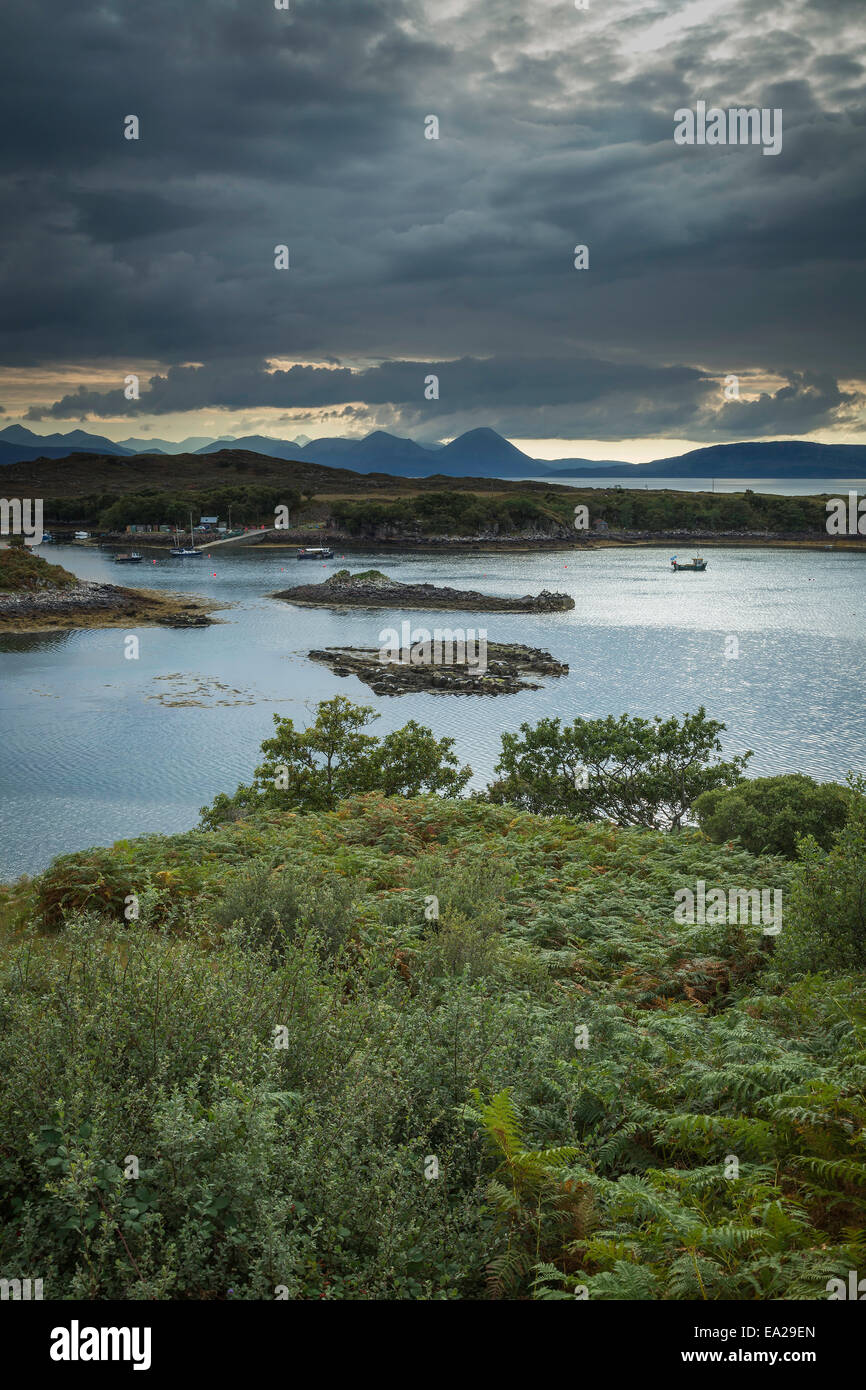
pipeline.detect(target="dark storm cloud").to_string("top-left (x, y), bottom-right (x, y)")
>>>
top-left (713, 372), bottom-right (863, 436)
top-left (2, 0), bottom-right (865, 439)
top-left (27, 355), bottom-right (858, 443)
top-left (28, 355), bottom-right (708, 417)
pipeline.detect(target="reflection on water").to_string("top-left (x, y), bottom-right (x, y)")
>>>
top-left (0, 629), bottom-right (76, 655)
top-left (0, 543), bottom-right (864, 877)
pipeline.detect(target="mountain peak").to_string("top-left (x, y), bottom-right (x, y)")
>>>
top-left (0, 424), bottom-right (39, 444)
top-left (441, 428), bottom-right (529, 462)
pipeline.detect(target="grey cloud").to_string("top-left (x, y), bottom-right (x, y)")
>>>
top-left (26, 354), bottom-right (712, 421)
top-left (1, 0), bottom-right (864, 439)
top-left (709, 372), bottom-right (863, 436)
top-left (27, 354), bottom-right (857, 443)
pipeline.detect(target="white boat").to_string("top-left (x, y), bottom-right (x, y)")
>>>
top-left (170, 519), bottom-right (199, 556)
top-left (297, 546), bottom-right (333, 559)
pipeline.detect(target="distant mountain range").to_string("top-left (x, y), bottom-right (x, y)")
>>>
top-left (0, 426), bottom-right (239, 464)
top-left (1, 424), bottom-right (865, 480)
top-left (193, 427), bottom-right (533, 476)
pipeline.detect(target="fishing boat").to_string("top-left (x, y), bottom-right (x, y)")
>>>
top-left (114, 552), bottom-right (143, 564)
top-left (297, 546), bottom-right (333, 559)
top-left (670, 556), bottom-right (707, 571)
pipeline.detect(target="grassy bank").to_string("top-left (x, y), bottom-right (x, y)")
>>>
top-left (1, 793), bottom-right (863, 1300)
top-left (0, 546), bottom-right (79, 591)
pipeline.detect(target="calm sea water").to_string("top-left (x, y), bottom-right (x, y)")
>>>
top-left (1, 542), bottom-right (864, 878)
top-left (519, 475), bottom-right (866, 496)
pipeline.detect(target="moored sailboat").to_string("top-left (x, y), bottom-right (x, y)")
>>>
top-left (170, 516), bottom-right (199, 556)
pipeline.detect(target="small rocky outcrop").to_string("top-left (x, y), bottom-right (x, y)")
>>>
top-left (307, 642), bottom-right (569, 695)
top-left (273, 569), bottom-right (574, 612)
top-left (0, 581), bottom-right (217, 632)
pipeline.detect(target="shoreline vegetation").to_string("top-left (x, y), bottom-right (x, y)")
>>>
top-left (4, 446), bottom-right (863, 554)
top-left (1, 700), bottom-right (863, 1301)
top-left (81, 535), bottom-right (866, 554)
top-left (256, 534), bottom-right (864, 552)
top-left (0, 547), bottom-right (220, 632)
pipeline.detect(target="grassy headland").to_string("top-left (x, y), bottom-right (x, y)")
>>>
top-left (0, 545), bottom-right (219, 632)
top-left (0, 545), bottom-right (79, 591)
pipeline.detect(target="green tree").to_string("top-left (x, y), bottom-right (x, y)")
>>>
top-left (694, 773), bottom-right (849, 857)
top-left (487, 707), bottom-right (750, 829)
top-left (201, 696), bottom-right (471, 826)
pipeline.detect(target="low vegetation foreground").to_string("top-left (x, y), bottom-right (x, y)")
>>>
top-left (0, 702), bottom-right (863, 1301)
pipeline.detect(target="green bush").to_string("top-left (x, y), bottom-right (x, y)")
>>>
top-left (201, 697), bottom-right (471, 826)
top-left (778, 776), bottom-right (866, 975)
top-left (209, 861), bottom-right (354, 954)
top-left (694, 773), bottom-right (849, 857)
top-left (489, 707), bottom-right (750, 829)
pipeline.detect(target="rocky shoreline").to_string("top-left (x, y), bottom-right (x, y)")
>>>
top-left (272, 568), bottom-right (574, 611)
top-left (0, 581), bottom-right (221, 633)
top-left (307, 642), bottom-right (569, 695)
top-left (196, 531), bottom-right (866, 555)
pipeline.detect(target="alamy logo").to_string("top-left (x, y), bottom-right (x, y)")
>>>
top-left (0, 1277), bottom-right (43, 1300)
top-left (826, 1271), bottom-right (866, 1300)
top-left (674, 880), bottom-right (782, 934)
top-left (826, 492), bottom-right (866, 536)
top-left (0, 497), bottom-right (43, 546)
top-left (674, 102), bottom-right (782, 156)
top-left (49, 1321), bottom-right (152, 1371)
top-left (379, 621), bottom-right (487, 675)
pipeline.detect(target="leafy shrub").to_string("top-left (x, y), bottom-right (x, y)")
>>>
top-left (31, 847), bottom-right (137, 930)
top-left (489, 707), bottom-right (750, 829)
top-left (201, 697), bottom-right (471, 826)
top-left (694, 773), bottom-right (849, 857)
top-left (778, 776), bottom-right (866, 975)
top-left (31, 837), bottom-right (207, 930)
top-left (209, 861), bottom-right (354, 954)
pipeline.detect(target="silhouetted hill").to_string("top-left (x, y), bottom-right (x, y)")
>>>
top-left (0, 426), bottom-right (133, 464)
top-left (3, 425), bottom-right (865, 482)
top-left (548, 441), bottom-right (866, 479)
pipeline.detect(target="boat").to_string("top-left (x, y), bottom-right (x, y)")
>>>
top-left (114, 552), bottom-right (143, 563)
top-left (297, 546), bottom-right (333, 559)
top-left (170, 518), bottom-right (199, 556)
top-left (41, 532), bottom-right (53, 543)
top-left (74, 531), bottom-right (90, 541)
top-left (670, 556), bottom-right (707, 572)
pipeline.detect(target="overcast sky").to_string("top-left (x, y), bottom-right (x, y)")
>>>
top-left (1, 0), bottom-right (864, 460)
